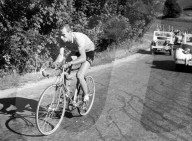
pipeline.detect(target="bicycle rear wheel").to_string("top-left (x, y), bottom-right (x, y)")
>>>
top-left (36, 84), bottom-right (66, 135)
top-left (79, 76), bottom-right (95, 116)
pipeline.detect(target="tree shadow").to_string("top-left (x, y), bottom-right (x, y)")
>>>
top-left (0, 97), bottom-right (43, 137)
top-left (136, 49), bottom-right (151, 55)
top-left (0, 97), bottom-right (37, 115)
top-left (140, 73), bottom-right (192, 134)
top-left (136, 49), bottom-right (172, 56)
top-left (157, 15), bottom-right (170, 20)
top-left (140, 55), bottom-right (192, 135)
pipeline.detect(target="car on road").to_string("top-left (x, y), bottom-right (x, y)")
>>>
top-left (150, 31), bottom-right (174, 55)
top-left (174, 33), bottom-right (192, 69)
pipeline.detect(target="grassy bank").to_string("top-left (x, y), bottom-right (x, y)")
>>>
top-left (0, 38), bottom-right (151, 90)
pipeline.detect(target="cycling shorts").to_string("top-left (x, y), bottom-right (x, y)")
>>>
top-left (66, 51), bottom-right (95, 65)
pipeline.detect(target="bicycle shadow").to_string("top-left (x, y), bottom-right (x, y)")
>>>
top-left (0, 97), bottom-right (42, 137)
top-left (61, 79), bottom-right (108, 133)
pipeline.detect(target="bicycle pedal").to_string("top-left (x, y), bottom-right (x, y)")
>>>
top-left (54, 106), bottom-right (63, 112)
top-left (81, 103), bottom-right (88, 111)
top-left (74, 101), bottom-right (83, 107)
top-left (66, 105), bottom-right (73, 111)
top-left (89, 93), bottom-right (93, 96)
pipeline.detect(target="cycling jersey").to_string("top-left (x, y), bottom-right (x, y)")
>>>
top-left (60, 32), bottom-right (95, 52)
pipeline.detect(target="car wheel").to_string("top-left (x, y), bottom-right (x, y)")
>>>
top-left (151, 48), bottom-right (156, 55)
top-left (168, 45), bottom-right (172, 56)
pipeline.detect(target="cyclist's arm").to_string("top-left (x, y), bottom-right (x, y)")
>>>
top-left (55, 47), bottom-right (65, 63)
top-left (70, 47), bottom-right (86, 65)
top-left (65, 35), bottom-right (86, 66)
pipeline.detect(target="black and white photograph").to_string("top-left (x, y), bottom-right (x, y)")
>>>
top-left (1, 0), bottom-right (192, 140)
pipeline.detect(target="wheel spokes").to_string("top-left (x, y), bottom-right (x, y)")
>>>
top-left (36, 85), bottom-right (66, 135)
top-left (79, 76), bottom-right (95, 115)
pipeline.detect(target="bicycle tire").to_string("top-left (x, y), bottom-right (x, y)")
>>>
top-left (36, 84), bottom-right (66, 135)
top-left (78, 76), bottom-right (95, 116)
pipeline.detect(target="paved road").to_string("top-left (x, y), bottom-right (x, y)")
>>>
top-left (1, 50), bottom-right (192, 141)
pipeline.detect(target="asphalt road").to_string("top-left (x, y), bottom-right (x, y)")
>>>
top-left (1, 50), bottom-right (192, 141)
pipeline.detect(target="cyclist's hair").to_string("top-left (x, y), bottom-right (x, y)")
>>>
top-left (60, 24), bottom-right (72, 32)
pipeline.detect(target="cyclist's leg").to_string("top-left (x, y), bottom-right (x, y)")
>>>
top-left (77, 51), bottom-right (94, 101)
top-left (76, 61), bottom-right (90, 101)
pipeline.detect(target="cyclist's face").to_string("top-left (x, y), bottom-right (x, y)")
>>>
top-left (60, 27), bottom-right (70, 42)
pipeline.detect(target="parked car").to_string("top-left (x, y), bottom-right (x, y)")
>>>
top-left (150, 31), bottom-right (174, 55)
top-left (174, 33), bottom-right (192, 69)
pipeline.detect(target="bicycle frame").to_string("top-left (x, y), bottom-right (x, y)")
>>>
top-left (54, 67), bottom-right (81, 107)
top-left (36, 64), bottom-right (95, 135)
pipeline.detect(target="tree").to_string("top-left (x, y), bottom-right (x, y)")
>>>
top-left (163, 0), bottom-right (182, 18)
top-left (0, 0), bottom-right (156, 75)
top-left (0, 0), bottom-right (75, 74)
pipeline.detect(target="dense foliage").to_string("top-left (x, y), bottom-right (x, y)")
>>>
top-left (163, 0), bottom-right (182, 18)
top-left (0, 0), bottom-right (157, 75)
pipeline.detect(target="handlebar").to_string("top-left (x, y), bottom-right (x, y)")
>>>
top-left (41, 64), bottom-right (72, 79)
top-left (41, 68), bottom-right (50, 78)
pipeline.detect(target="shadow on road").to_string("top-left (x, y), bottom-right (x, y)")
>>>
top-left (136, 49), bottom-right (151, 55)
top-left (140, 83), bottom-right (192, 133)
top-left (60, 80), bottom-right (108, 133)
top-left (151, 60), bottom-right (176, 72)
top-left (136, 49), bottom-right (171, 56)
top-left (0, 97), bottom-right (37, 115)
top-left (151, 60), bottom-right (192, 73)
top-left (0, 97), bottom-right (42, 137)
top-left (140, 54), bottom-right (192, 139)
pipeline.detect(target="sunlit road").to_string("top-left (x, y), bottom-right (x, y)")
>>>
top-left (1, 49), bottom-right (192, 141)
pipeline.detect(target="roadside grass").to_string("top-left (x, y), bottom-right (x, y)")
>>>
top-left (0, 38), bottom-right (151, 90)
top-left (92, 39), bottom-right (150, 66)
top-left (0, 71), bottom-right (44, 90)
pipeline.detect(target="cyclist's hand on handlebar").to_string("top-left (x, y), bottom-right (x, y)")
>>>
top-left (41, 68), bottom-right (50, 78)
top-left (63, 62), bottom-right (72, 69)
top-left (52, 62), bottom-right (61, 69)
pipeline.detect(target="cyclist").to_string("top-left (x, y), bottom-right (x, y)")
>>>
top-left (53, 24), bottom-right (95, 102)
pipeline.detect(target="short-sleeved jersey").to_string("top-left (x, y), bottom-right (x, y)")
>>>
top-left (60, 32), bottom-right (95, 52)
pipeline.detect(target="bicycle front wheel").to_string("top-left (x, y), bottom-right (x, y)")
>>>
top-left (36, 84), bottom-right (66, 135)
top-left (79, 76), bottom-right (95, 116)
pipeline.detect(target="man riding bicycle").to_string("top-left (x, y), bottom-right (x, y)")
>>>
top-left (53, 24), bottom-right (95, 102)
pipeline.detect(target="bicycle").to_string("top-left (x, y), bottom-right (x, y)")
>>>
top-left (35, 64), bottom-right (95, 135)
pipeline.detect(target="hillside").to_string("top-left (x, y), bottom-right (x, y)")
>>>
top-left (178, 0), bottom-right (192, 9)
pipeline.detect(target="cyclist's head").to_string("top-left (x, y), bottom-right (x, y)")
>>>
top-left (61, 24), bottom-right (72, 32)
top-left (60, 24), bottom-right (72, 42)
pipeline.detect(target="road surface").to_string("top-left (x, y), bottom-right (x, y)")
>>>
top-left (1, 49), bottom-right (192, 141)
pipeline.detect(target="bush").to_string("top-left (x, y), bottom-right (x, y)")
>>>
top-left (0, 0), bottom-right (74, 73)
top-left (163, 0), bottom-right (182, 18)
top-left (103, 16), bottom-right (130, 42)
top-left (0, 0), bottom-right (155, 74)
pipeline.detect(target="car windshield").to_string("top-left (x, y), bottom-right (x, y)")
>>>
top-left (186, 37), bottom-right (192, 43)
top-left (155, 32), bottom-right (171, 37)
